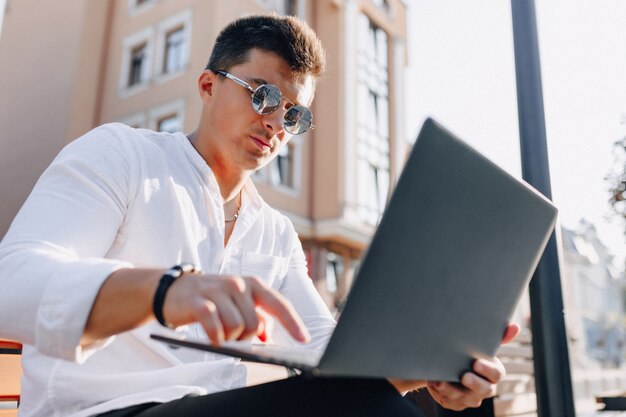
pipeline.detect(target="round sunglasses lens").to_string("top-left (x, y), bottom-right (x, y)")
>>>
top-left (284, 105), bottom-right (312, 135)
top-left (252, 85), bottom-right (282, 114)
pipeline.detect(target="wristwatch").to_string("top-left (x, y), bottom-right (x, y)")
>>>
top-left (152, 263), bottom-right (199, 329)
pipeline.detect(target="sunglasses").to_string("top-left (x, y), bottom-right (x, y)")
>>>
top-left (216, 70), bottom-right (314, 135)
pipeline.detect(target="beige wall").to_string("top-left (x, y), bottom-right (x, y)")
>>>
top-left (0, 0), bottom-right (97, 236)
top-left (98, 0), bottom-right (273, 129)
top-left (305, 0), bottom-right (408, 247)
top-left (66, 1), bottom-right (113, 140)
top-left (310, 0), bottom-right (344, 221)
top-left (0, 0), bottom-right (407, 248)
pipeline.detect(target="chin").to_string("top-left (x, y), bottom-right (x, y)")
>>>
top-left (253, 157), bottom-right (273, 171)
top-left (241, 154), bottom-right (272, 172)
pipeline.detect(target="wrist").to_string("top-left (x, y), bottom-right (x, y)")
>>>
top-left (152, 264), bottom-right (200, 328)
top-left (387, 378), bottom-right (427, 394)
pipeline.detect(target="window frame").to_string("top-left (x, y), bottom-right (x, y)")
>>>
top-left (128, 0), bottom-right (158, 17)
top-left (153, 8), bottom-right (193, 83)
top-left (118, 112), bottom-right (147, 129)
top-left (253, 135), bottom-right (303, 196)
top-left (354, 13), bottom-right (390, 225)
top-left (119, 26), bottom-right (155, 96)
top-left (118, 99), bottom-right (185, 133)
top-left (148, 99), bottom-right (185, 133)
top-left (255, 0), bottom-right (307, 18)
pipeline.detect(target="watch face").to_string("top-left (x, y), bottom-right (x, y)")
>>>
top-left (167, 264), bottom-right (198, 277)
top-left (179, 263), bottom-right (197, 273)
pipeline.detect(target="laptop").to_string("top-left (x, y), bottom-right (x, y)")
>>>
top-left (151, 118), bottom-right (557, 382)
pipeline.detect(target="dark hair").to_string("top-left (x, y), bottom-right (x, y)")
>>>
top-left (206, 14), bottom-right (326, 81)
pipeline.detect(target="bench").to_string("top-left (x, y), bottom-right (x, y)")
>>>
top-left (0, 340), bottom-right (22, 417)
top-left (404, 328), bottom-right (537, 417)
top-left (493, 329), bottom-right (537, 417)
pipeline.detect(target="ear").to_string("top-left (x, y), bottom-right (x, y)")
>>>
top-left (198, 70), bottom-right (218, 101)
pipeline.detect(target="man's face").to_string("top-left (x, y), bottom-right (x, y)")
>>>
top-left (199, 48), bottom-right (315, 174)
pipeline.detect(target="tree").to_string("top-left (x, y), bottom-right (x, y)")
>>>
top-left (607, 132), bottom-right (626, 224)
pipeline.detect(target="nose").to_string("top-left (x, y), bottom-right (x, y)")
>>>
top-left (261, 107), bottom-right (287, 136)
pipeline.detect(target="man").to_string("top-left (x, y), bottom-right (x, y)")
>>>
top-left (0, 14), bottom-right (518, 417)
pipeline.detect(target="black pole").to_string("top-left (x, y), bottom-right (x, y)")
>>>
top-left (510, 1), bottom-right (576, 417)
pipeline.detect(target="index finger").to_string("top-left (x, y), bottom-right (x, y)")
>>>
top-left (471, 357), bottom-right (505, 384)
top-left (248, 278), bottom-right (310, 343)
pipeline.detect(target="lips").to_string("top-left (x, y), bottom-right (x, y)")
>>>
top-left (250, 135), bottom-right (271, 150)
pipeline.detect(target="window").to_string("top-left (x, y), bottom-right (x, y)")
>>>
top-left (128, 0), bottom-right (158, 16)
top-left (284, 0), bottom-right (299, 16)
top-left (256, 0), bottom-right (305, 17)
top-left (157, 113), bottom-right (182, 133)
top-left (357, 158), bottom-right (390, 224)
top-left (155, 9), bottom-right (192, 79)
top-left (119, 100), bottom-right (184, 132)
top-left (118, 112), bottom-right (147, 129)
top-left (119, 10), bottom-right (191, 95)
top-left (128, 43), bottom-right (147, 87)
top-left (355, 14), bottom-right (390, 224)
top-left (325, 252), bottom-right (343, 294)
top-left (270, 143), bottom-right (295, 188)
top-left (120, 27), bottom-right (154, 93)
top-left (163, 26), bottom-right (185, 74)
top-left (254, 136), bottom-right (302, 194)
top-left (256, 0), bottom-right (273, 10)
top-left (0, 0), bottom-right (7, 39)
top-left (370, 163), bottom-right (389, 215)
top-left (149, 99), bottom-right (185, 133)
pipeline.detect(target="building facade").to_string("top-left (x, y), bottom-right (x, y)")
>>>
top-left (560, 221), bottom-right (626, 369)
top-left (0, 0), bottom-right (408, 312)
top-left (10, 2), bottom-right (625, 414)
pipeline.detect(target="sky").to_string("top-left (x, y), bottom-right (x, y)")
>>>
top-left (404, 0), bottom-right (626, 270)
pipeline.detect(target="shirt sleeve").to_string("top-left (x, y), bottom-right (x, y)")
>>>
top-left (273, 223), bottom-right (336, 351)
top-left (0, 124), bottom-right (138, 362)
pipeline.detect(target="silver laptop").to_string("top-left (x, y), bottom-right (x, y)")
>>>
top-left (151, 118), bottom-right (557, 382)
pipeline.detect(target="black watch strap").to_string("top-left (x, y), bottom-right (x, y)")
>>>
top-left (153, 264), bottom-right (198, 329)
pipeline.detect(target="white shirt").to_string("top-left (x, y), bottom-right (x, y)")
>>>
top-left (0, 124), bottom-right (335, 417)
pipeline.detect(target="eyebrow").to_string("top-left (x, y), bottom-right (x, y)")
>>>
top-left (250, 78), bottom-right (268, 86)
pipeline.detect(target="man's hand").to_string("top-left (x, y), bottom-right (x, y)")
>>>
top-left (82, 268), bottom-right (310, 347)
top-left (388, 323), bottom-right (521, 410)
top-left (426, 356), bottom-right (506, 410)
top-left (425, 323), bottom-right (520, 410)
top-left (163, 273), bottom-right (310, 344)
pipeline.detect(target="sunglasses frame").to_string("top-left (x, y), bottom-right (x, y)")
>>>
top-left (215, 70), bottom-right (314, 135)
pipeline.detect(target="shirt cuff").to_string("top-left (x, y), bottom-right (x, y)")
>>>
top-left (35, 258), bottom-right (133, 363)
